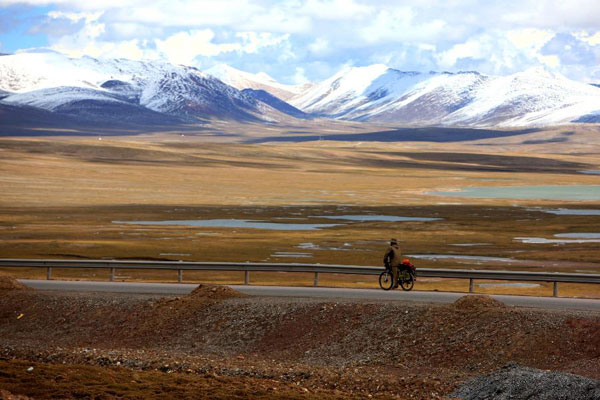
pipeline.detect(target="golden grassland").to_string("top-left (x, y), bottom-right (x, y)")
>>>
top-left (1, 125), bottom-right (600, 297)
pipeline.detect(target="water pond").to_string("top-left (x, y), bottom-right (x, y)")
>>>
top-left (514, 233), bottom-right (600, 244)
top-left (407, 254), bottom-right (514, 263)
top-left (314, 215), bottom-right (441, 222)
top-left (478, 282), bottom-right (540, 288)
top-left (271, 252), bottom-right (313, 258)
top-left (113, 219), bottom-right (341, 231)
top-left (534, 208), bottom-right (600, 216)
top-left (555, 233), bottom-right (600, 239)
top-left (433, 185), bottom-right (600, 201)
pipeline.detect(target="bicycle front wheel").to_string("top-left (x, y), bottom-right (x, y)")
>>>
top-left (379, 270), bottom-right (394, 290)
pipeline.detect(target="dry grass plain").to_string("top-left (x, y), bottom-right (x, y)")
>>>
top-left (1, 123), bottom-right (600, 297)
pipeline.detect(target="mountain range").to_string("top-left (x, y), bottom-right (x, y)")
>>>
top-left (1, 51), bottom-right (600, 131)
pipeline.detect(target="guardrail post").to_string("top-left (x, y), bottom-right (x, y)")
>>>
top-left (314, 272), bottom-right (319, 287)
top-left (553, 282), bottom-right (559, 297)
top-left (469, 278), bottom-right (474, 293)
top-left (244, 271), bottom-right (250, 285)
top-left (46, 267), bottom-right (52, 280)
top-left (110, 268), bottom-right (115, 282)
top-left (178, 269), bottom-right (183, 283)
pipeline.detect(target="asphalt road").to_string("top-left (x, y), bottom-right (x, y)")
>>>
top-left (19, 279), bottom-right (600, 311)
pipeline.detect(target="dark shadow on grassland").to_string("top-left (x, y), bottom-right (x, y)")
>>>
top-left (0, 103), bottom-right (222, 137)
top-left (368, 152), bottom-right (590, 174)
top-left (247, 127), bottom-right (540, 143)
top-left (338, 157), bottom-right (589, 174)
top-left (0, 140), bottom-right (294, 169)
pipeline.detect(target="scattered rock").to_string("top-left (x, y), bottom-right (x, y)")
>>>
top-left (453, 364), bottom-right (600, 400)
top-left (452, 295), bottom-right (505, 311)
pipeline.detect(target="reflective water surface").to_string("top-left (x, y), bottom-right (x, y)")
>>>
top-left (113, 219), bottom-right (341, 231)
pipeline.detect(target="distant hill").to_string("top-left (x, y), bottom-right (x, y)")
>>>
top-left (0, 52), bottom-right (308, 129)
top-left (290, 65), bottom-right (600, 127)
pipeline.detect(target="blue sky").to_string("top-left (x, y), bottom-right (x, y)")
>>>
top-left (1, 0), bottom-right (599, 84)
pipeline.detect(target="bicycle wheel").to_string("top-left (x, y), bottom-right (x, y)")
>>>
top-left (400, 272), bottom-right (415, 291)
top-left (379, 270), bottom-right (394, 290)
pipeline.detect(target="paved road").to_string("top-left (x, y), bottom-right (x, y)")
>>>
top-left (19, 279), bottom-right (600, 311)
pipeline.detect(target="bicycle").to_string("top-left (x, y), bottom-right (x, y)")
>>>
top-left (379, 262), bottom-right (416, 291)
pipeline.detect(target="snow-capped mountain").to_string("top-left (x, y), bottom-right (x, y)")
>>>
top-left (0, 51), bottom-right (307, 126)
top-left (290, 65), bottom-right (600, 127)
top-left (1, 51), bottom-right (600, 130)
top-left (205, 64), bottom-right (311, 101)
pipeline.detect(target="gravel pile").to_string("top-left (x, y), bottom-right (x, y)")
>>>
top-left (0, 274), bottom-right (29, 291)
top-left (453, 363), bottom-right (600, 400)
top-left (452, 295), bottom-right (505, 311)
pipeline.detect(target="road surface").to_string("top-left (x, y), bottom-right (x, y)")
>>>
top-left (19, 279), bottom-right (600, 311)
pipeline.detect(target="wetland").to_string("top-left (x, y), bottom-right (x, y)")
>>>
top-left (1, 133), bottom-right (600, 297)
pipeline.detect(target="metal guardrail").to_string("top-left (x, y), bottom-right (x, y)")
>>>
top-left (1, 258), bottom-right (600, 297)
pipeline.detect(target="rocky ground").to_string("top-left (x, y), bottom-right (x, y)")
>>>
top-left (452, 363), bottom-right (600, 400)
top-left (1, 276), bottom-right (599, 399)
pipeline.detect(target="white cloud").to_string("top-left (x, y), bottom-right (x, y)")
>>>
top-left (574, 31), bottom-right (600, 46)
top-left (236, 32), bottom-right (289, 54)
top-left (359, 7), bottom-right (446, 44)
top-left (301, 0), bottom-right (371, 20)
top-left (46, 10), bottom-right (102, 23)
top-left (437, 39), bottom-right (484, 69)
top-left (538, 54), bottom-right (560, 68)
top-left (308, 37), bottom-right (328, 54)
top-left (291, 66), bottom-right (309, 84)
top-left (5, 0), bottom-right (600, 82)
top-left (155, 29), bottom-right (240, 65)
top-left (506, 28), bottom-right (554, 50)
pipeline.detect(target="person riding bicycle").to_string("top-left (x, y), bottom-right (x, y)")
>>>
top-left (383, 238), bottom-right (402, 289)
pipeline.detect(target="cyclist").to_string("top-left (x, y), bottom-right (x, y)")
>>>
top-left (383, 238), bottom-right (402, 289)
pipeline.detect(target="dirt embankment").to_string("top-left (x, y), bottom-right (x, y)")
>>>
top-left (1, 289), bottom-right (599, 399)
top-left (0, 273), bottom-right (29, 291)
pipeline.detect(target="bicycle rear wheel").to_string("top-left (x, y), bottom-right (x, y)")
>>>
top-left (400, 272), bottom-right (415, 291)
top-left (379, 270), bottom-right (394, 290)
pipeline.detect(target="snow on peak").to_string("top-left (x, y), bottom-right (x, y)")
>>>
top-left (0, 51), bottom-right (194, 94)
top-left (205, 63), bottom-right (306, 100)
top-left (289, 63), bottom-right (600, 127)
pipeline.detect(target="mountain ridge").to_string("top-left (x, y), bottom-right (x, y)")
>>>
top-left (1, 52), bottom-right (599, 130)
top-left (289, 65), bottom-right (600, 127)
top-left (0, 52), bottom-right (309, 126)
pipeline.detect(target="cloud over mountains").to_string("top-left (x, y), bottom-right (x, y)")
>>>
top-left (1, 1), bottom-right (600, 85)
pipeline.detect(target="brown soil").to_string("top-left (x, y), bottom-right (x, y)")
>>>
top-left (0, 389), bottom-right (33, 400)
top-left (0, 273), bottom-right (30, 291)
top-left (452, 294), bottom-right (506, 311)
top-left (1, 290), bottom-right (599, 399)
top-left (187, 283), bottom-right (245, 300)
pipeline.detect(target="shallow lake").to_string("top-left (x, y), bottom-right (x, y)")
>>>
top-left (113, 219), bottom-right (341, 231)
top-left (271, 252), bottom-right (313, 258)
top-left (407, 254), bottom-right (514, 263)
top-left (555, 233), bottom-right (600, 238)
top-left (478, 282), bottom-right (540, 288)
top-left (434, 185), bottom-right (600, 201)
top-left (314, 215), bottom-right (441, 222)
top-left (534, 208), bottom-right (600, 216)
top-left (514, 233), bottom-right (600, 244)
